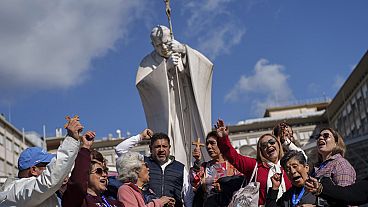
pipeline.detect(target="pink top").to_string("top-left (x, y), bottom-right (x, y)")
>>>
top-left (118, 183), bottom-right (163, 207)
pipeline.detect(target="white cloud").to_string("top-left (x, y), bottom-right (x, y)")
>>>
top-left (181, 0), bottom-right (245, 59)
top-left (225, 59), bottom-right (294, 115)
top-left (0, 0), bottom-right (148, 92)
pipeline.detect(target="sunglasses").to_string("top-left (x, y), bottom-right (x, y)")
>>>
top-left (314, 132), bottom-right (330, 140)
top-left (91, 167), bottom-right (109, 176)
top-left (260, 139), bottom-right (277, 149)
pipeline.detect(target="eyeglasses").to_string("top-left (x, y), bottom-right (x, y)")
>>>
top-left (91, 167), bottom-right (108, 176)
top-left (260, 139), bottom-right (277, 149)
top-left (314, 132), bottom-right (330, 140)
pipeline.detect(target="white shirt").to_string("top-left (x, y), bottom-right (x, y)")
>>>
top-left (0, 136), bottom-right (80, 207)
top-left (115, 134), bottom-right (194, 207)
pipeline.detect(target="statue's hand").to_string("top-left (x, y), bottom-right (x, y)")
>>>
top-left (167, 52), bottom-right (181, 68)
top-left (169, 39), bottom-right (186, 54)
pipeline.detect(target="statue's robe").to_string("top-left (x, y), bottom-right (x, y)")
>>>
top-left (136, 45), bottom-right (213, 168)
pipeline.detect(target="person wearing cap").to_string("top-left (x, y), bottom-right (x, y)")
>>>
top-left (0, 117), bottom-right (83, 207)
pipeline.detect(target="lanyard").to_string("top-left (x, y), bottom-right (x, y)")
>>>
top-left (101, 195), bottom-right (112, 207)
top-left (291, 187), bottom-right (305, 207)
top-left (311, 161), bottom-right (328, 177)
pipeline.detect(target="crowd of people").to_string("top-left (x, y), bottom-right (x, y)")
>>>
top-left (0, 115), bottom-right (366, 207)
top-left (0, 25), bottom-right (367, 207)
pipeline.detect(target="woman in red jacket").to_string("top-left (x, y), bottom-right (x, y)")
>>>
top-left (215, 119), bottom-right (292, 206)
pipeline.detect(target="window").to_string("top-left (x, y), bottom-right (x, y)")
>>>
top-left (0, 159), bottom-right (5, 175)
top-left (5, 138), bottom-right (12, 150)
top-left (7, 163), bottom-right (13, 176)
top-left (0, 133), bottom-right (4, 145)
top-left (14, 144), bottom-right (20, 154)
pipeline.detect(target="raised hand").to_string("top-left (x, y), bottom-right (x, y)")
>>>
top-left (214, 119), bottom-right (229, 138)
top-left (305, 177), bottom-right (320, 194)
top-left (140, 128), bottom-right (153, 140)
top-left (270, 173), bottom-right (282, 190)
top-left (65, 116), bottom-right (83, 141)
top-left (192, 147), bottom-right (201, 161)
top-left (81, 131), bottom-right (96, 149)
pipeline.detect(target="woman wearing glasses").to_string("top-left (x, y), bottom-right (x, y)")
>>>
top-left (215, 119), bottom-right (295, 206)
top-left (312, 128), bottom-right (356, 185)
top-left (62, 131), bottom-right (123, 207)
top-left (310, 128), bottom-right (356, 206)
top-left (116, 151), bottom-right (175, 207)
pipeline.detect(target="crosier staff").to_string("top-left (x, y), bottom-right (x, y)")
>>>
top-left (164, 0), bottom-right (174, 39)
top-left (163, 0), bottom-right (192, 164)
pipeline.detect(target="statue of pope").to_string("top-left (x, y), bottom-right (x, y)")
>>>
top-left (136, 25), bottom-right (213, 167)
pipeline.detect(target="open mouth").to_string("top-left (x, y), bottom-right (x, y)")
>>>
top-left (292, 175), bottom-right (302, 182)
top-left (99, 178), bottom-right (107, 185)
top-left (317, 141), bottom-right (326, 148)
top-left (266, 148), bottom-right (276, 156)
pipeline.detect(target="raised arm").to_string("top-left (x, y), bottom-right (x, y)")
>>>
top-left (215, 119), bottom-right (256, 177)
top-left (62, 131), bottom-right (96, 207)
top-left (115, 129), bottom-right (153, 157)
top-left (0, 118), bottom-right (83, 206)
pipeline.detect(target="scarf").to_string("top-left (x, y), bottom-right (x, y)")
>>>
top-left (266, 160), bottom-right (286, 200)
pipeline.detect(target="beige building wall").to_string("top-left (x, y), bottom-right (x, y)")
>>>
top-left (0, 115), bottom-right (41, 184)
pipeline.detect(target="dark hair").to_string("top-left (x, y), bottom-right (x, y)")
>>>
top-left (90, 149), bottom-right (107, 172)
top-left (149, 132), bottom-right (170, 147)
top-left (206, 131), bottom-right (218, 141)
top-left (280, 150), bottom-right (307, 169)
top-left (91, 149), bottom-right (105, 163)
top-left (272, 122), bottom-right (292, 138)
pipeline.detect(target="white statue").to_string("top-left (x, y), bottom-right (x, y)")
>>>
top-left (136, 25), bottom-right (213, 167)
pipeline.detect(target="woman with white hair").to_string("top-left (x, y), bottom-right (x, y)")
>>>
top-left (116, 151), bottom-right (175, 207)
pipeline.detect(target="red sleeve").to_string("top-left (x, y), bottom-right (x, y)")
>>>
top-left (217, 135), bottom-right (257, 178)
top-left (62, 147), bottom-right (91, 207)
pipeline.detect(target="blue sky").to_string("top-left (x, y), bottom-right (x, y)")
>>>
top-left (0, 0), bottom-right (367, 139)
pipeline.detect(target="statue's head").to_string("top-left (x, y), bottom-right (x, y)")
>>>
top-left (150, 25), bottom-right (172, 58)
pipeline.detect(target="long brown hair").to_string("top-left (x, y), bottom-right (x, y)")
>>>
top-left (256, 133), bottom-right (284, 163)
top-left (317, 128), bottom-right (346, 163)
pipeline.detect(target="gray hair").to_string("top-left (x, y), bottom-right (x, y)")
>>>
top-left (116, 151), bottom-right (144, 183)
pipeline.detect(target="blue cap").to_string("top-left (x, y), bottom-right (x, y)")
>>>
top-left (18, 147), bottom-right (55, 171)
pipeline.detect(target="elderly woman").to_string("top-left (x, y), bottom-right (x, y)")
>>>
top-left (62, 131), bottom-right (123, 207)
top-left (215, 119), bottom-right (292, 206)
top-left (116, 151), bottom-right (175, 207)
top-left (266, 150), bottom-right (317, 207)
top-left (190, 131), bottom-right (241, 206)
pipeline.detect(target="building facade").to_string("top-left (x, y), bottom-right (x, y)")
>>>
top-left (0, 115), bottom-right (42, 183)
top-left (229, 51), bottom-right (368, 180)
